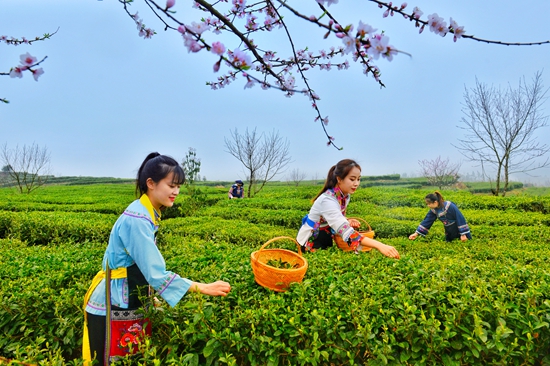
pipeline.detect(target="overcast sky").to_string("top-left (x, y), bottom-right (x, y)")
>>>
top-left (2, 0), bottom-right (550, 184)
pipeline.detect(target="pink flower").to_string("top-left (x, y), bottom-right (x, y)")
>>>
top-left (244, 77), bottom-right (254, 89)
top-left (427, 13), bottom-right (447, 36)
top-left (283, 75), bottom-right (295, 91)
top-left (356, 21), bottom-right (377, 39)
top-left (412, 6), bottom-right (423, 20)
top-left (211, 41), bottom-right (226, 56)
top-left (183, 33), bottom-right (202, 52)
top-left (264, 15), bottom-right (278, 31)
top-left (9, 67), bottom-right (23, 78)
top-left (450, 18), bottom-right (465, 41)
top-left (139, 28), bottom-right (155, 39)
top-left (166, 0), bottom-right (175, 9)
top-left (245, 13), bottom-right (258, 31)
top-left (19, 52), bottom-right (37, 67)
top-left (177, 25), bottom-right (186, 34)
top-left (367, 34), bottom-right (389, 60)
top-left (262, 51), bottom-right (275, 62)
top-left (231, 48), bottom-right (252, 69)
top-left (32, 68), bottom-right (44, 81)
top-left (232, 0), bottom-right (246, 14)
top-left (341, 36), bottom-right (356, 54)
top-left (187, 21), bottom-right (210, 35)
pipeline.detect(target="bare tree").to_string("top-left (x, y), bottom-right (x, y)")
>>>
top-left (224, 128), bottom-right (291, 197)
top-left (418, 156), bottom-right (461, 190)
top-left (287, 168), bottom-right (307, 187)
top-left (455, 71), bottom-right (549, 196)
top-left (0, 143), bottom-right (52, 193)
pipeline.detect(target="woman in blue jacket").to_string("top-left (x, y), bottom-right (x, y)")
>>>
top-left (409, 191), bottom-right (471, 242)
top-left (82, 153), bottom-right (231, 365)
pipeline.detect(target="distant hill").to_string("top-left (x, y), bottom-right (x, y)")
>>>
top-left (44, 176), bottom-right (135, 185)
top-left (0, 175), bottom-right (134, 187)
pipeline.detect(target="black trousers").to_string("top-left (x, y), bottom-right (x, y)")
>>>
top-left (444, 224), bottom-right (472, 242)
top-left (86, 312), bottom-right (107, 366)
top-left (311, 229), bottom-right (334, 250)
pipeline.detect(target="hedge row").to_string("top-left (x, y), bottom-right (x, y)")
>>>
top-left (2, 206), bottom-right (549, 247)
top-left (1, 236), bottom-right (549, 365)
top-left (0, 211), bottom-right (116, 245)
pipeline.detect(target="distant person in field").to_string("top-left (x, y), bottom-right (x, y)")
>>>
top-left (82, 153), bottom-right (231, 366)
top-left (409, 191), bottom-right (472, 242)
top-left (228, 179), bottom-right (245, 199)
top-left (296, 159), bottom-right (400, 259)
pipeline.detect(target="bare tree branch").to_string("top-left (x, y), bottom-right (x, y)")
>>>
top-left (454, 71), bottom-right (549, 196)
top-left (224, 128), bottom-right (291, 197)
top-left (1, 142), bottom-right (52, 194)
top-left (418, 156), bottom-right (461, 190)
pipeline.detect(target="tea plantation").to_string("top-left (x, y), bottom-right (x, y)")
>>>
top-left (0, 183), bottom-right (549, 365)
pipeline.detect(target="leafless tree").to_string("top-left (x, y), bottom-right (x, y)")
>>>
top-left (0, 142), bottom-right (52, 193)
top-left (287, 168), bottom-right (307, 187)
top-left (224, 128), bottom-right (292, 197)
top-left (455, 71), bottom-right (549, 196)
top-left (418, 156), bottom-right (461, 190)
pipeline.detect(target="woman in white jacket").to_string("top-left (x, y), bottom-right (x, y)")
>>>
top-left (297, 159), bottom-right (400, 259)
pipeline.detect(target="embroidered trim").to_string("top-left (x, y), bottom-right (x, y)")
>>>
top-left (417, 225), bottom-right (429, 236)
top-left (157, 273), bottom-right (178, 295)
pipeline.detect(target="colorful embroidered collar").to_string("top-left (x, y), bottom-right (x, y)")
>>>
top-left (139, 194), bottom-right (161, 226)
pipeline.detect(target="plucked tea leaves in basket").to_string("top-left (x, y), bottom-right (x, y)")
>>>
top-left (250, 236), bottom-right (308, 292)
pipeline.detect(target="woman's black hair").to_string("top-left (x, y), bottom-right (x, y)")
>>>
top-left (425, 191), bottom-right (444, 207)
top-left (313, 159), bottom-right (361, 201)
top-left (135, 152), bottom-right (186, 197)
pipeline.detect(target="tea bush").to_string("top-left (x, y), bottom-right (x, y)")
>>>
top-left (1, 183), bottom-right (550, 365)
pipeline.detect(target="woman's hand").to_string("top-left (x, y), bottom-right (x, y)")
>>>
top-left (377, 244), bottom-right (400, 259)
top-left (348, 218), bottom-right (361, 229)
top-left (190, 281), bottom-right (231, 296)
top-left (360, 237), bottom-right (400, 259)
top-left (460, 234), bottom-right (468, 242)
top-left (408, 232), bottom-right (419, 240)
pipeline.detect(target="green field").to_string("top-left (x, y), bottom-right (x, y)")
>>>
top-left (0, 182), bottom-right (549, 365)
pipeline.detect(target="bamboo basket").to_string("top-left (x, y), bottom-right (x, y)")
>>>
top-left (250, 236), bottom-right (308, 292)
top-left (334, 217), bottom-right (374, 252)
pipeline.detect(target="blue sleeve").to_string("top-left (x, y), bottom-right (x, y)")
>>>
top-left (449, 203), bottom-right (470, 236)
top-left (417, 210), bottom-right (437, 236)
top-left (119, 217), bottom-right (191, 307)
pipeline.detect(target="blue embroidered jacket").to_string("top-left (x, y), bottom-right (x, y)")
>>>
top-left (85, 196), bottom-right (191, 316)
top-left (416, 201), bottom-right (471, 238)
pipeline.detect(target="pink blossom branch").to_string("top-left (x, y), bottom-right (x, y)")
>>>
top-left (369, 0), bottom-right (550, 45)
top-left (268, 0), bottom-right (341, 149)
top-left (1, 56), bottom-right (48, 104)
top-left (0, 28), bottom-right (59, 46)
top-left (116, 0), bottom-right (550, 150)
top-left (275, 1), bottom-right (385, 87)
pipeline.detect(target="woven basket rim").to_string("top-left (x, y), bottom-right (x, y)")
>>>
top-left (251, 249), bottom-right (308, 272)
top-left (250, 236), bottom-right (308, 291)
